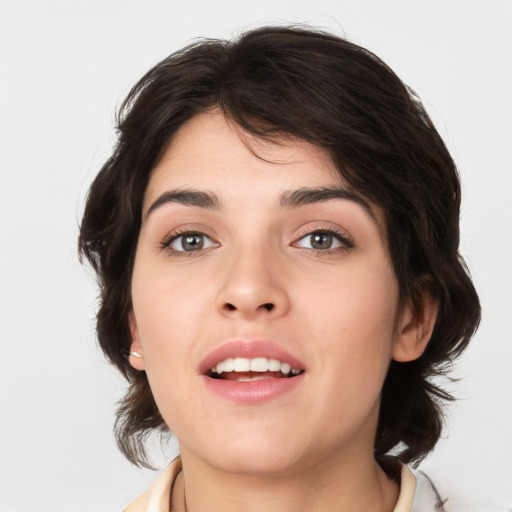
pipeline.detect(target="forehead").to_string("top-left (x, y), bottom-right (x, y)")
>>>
top-left (143, 111), bottom-right (343, 208)
top-left (142, 111), bottom-right (386, 242)
top-left (141, 111), bottom-right (388, 249)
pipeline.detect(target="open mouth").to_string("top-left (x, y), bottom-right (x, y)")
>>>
top-left (208, 357), bottom-right (304, 382)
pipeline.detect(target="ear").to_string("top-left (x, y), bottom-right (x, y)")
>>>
top-left (393, 287), bottom-right (439, 362)
top-left (128, 311), bottom-right (146, 371)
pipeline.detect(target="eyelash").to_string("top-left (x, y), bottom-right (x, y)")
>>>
top-left (292, 226), bottom-right (355, 256)
top-left (160, 226), bottom-right (354, 257)
top-left (160, 228), bottom-right (218, 257)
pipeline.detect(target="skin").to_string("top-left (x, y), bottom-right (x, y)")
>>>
top-left (129, 111), bottom-right (438, 512)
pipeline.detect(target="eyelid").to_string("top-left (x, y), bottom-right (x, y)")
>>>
top-left (291, 224), bottom-right (355, 251)
top-left (169, 233), bottom-right (217, 252)
top-left (160, 226), bottom-right (219, 253)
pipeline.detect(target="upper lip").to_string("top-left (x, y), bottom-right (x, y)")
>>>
top-left (199, 340), bottom-right (306, 375)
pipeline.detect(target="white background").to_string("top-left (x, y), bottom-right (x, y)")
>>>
top-left (1, 1), bottom-right (511, 511)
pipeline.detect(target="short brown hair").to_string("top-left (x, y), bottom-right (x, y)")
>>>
top-left (79, 25), bottom-right (480, 468)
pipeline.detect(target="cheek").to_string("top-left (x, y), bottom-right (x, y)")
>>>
top-left (131, 259), bottom-right (200, 379)
top-left (131, 283), bottom-right (203, 430)
top-left (132, 251), bottom-right (212, 339)
top-left (302, 260), bottom-right (398, 343)
top-left (299, 263), bottom-right (399, 390)
top-left (130, 252), bottom-right (223, 417)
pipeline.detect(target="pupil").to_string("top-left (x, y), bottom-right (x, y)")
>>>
top-left (183, 235), bottom-right (203, 251)
top-left (312, 233), bottom-right (332, 249)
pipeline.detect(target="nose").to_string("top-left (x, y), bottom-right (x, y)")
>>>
top-left (215, 246), bottom-right (290, 320)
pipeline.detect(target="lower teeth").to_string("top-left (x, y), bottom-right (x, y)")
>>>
top-left (236, 375), bottom-right (274, 382)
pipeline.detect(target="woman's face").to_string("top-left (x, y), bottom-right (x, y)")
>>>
top-left (130, 111), bottom-right (413, 475)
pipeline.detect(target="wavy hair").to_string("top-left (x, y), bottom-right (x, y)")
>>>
top-left (79, 26), bottom-right (480, 468)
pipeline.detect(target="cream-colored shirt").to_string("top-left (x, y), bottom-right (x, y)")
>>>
top-left (124, 457), bottom-right (447, 512)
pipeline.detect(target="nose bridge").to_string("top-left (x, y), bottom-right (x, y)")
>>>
top-left (216, 238), bottom-right (289, 318)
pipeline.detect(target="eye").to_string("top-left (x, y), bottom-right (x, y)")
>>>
top-left (165, 232), bottom-right (217, 252)
top-left (294, 230), bottom-right (353, 252)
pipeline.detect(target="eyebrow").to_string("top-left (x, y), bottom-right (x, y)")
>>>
top-left (145, 185), bottom-right (377, 223)
top-left (280, 186), bottom-right (377, 222)
top-left (145, 189), bottom-right (221, 218)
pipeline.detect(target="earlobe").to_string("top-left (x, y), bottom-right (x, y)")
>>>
top-left (128, 311), bottom-right (146, 371)
top-left (393, 289), bottom-right (439, 362)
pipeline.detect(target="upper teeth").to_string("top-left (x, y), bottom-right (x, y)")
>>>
top-left (211, 357), bottom-right (301, 375)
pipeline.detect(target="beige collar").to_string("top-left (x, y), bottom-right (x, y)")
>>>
top-left (124, 458), bottom-right (182, 512)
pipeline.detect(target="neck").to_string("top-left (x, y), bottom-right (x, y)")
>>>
top-left (173, 445), bottom-right (399, 512)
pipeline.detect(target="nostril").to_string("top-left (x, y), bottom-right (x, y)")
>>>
top-left (222, 302), bottom-right (275, 313)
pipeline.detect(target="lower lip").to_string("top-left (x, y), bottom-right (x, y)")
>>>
top-left (201, 374), bottom-right (305, 404)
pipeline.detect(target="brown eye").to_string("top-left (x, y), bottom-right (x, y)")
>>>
top-left (310, 233), bottom-right (333, 250)
top-left (181, 234), bottom-right (204, 251)
top-left (168, 233), bottom-right (216, 252)
top-left (294, 230), bottom-right (353, 252)
top-left (296, 232), bottom-right (341, 251)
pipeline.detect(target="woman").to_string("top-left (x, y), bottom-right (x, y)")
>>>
top-left (79, 26), bottom-right (480, 511)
